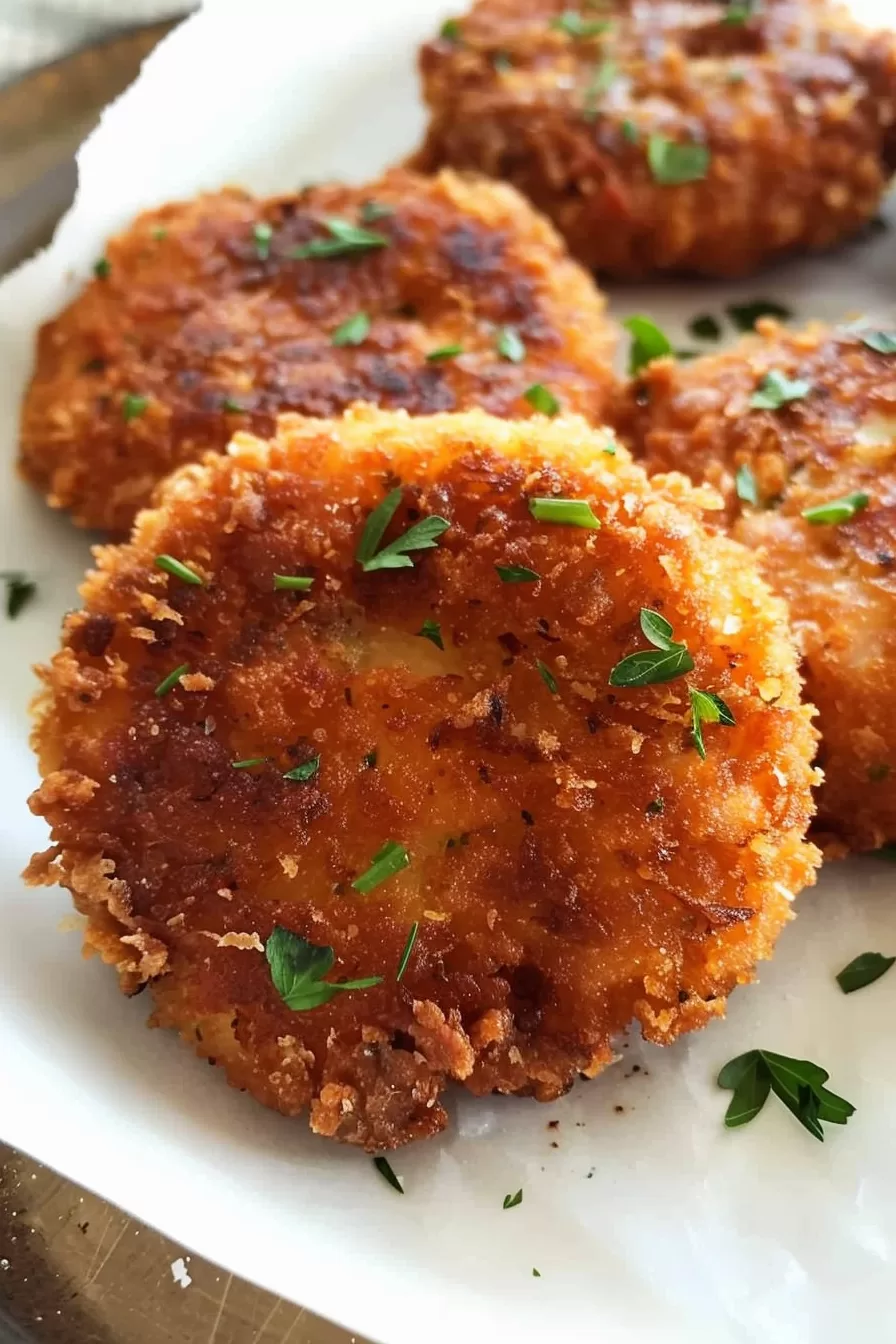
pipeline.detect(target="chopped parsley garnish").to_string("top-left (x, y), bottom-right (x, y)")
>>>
top-left (265, 926), bottom-right (382, 1012)
top-left (503, 1189), bottom-right (523, 1209)
top-left (496, 563), bottom-right (540, 583)
top-left (647, 135), bottom-right (710, 185)
top-left (356, 487), bottom-right (450, 573)
top-left (537, 659), bottom-right (558, 694)
top-left (273, 574), bottom-right (314, 591)
top-left (373, 1155), bottom-right (404, 1193)
top-left (154, 663), bottom-right (189, 697)
top-left (154, 554), bottom-right (203, 586)
top-left (718, 1049), bottom-right (855, 1141)
top-left (360, 200), bottom-right (394, 224)
top-left (152, 226), bottom-right (168, 241)
top-left (3, 572), bottom-right (36, 619)
top-left (529, 497), bottom-right (599, 529)
top-left (801, 492), bottom-right (869, 526)
top-left (396, 922), bottom-right (419, 981)
top-left (723, 0), bottom-right (757, 24)
top-left (735, 463), bottom-right (760, 507)
top-left (232, 757), bottom-right (268, 770)
top-left (524, 383), bottom-right (561, 416)
top-left (331, 312), bottom-right (371, 346)
top-left (551, 10), bottom-right (609, 38)
top-left (426, 343), bottom-right (464, 361)
top-left (496, 326), bottom-right (526, 363)
top-left (836, 951), bottom-right (895, 994)
top-left (609, 608), bottom-right (694, 688)
top-left (222, 396), bottom-right (245, 413)
top-left (749, 370), bottom-right (811, 410)
top-left (689, 314), bottom-right (721, 341)
top-left (364, 748), bottom-right (378, 769)
top-left (583, 60), bottom-right (617, 121)
top-left (646, 797), bottom-right (665, 816)
top-left (283, 756), bottom-right (320, 782)
top-left (860, 330), bottom-right (896, 355)
top-left (493, 51), bottom-right (513, 72)
top-left (689, 687), bottom-right (735, 759)
top-left (440, 17), bottom-right (461, 41)
top-left (93, 257), bottom-right (111, 279)
top-left (352, 841), bottom-right (410, 894)
top-left (122, 393), bottom-right (149, 422)
top-left (727, 299), bottom-right (792, 331)
top-left (532, 1268), bottom-right (542, 1277)
top-left (624, 315), bottom-right (672, 374)
top-left (417, 618), bottom-right (444, 649)
top-left (621, 119), bottom-right (639, 144)
top-left (253, 221), bottom-right (273, 260)
top-left (290, 218), bottom-right (388, 260)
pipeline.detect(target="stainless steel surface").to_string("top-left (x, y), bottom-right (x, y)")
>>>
top-left (0, 30), bottom-right (368, 1344)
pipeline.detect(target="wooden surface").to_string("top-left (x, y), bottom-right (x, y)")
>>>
top-left (0, 27), bottom-right (368, 1344)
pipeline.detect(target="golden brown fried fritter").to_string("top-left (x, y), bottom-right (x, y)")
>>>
top-left (27, 407), bottom-right (819, 1150)
top-left (19, 168), bottom-right (617, 534)
top-left (413, 0), bottom-right (896, 279)
top-left (615, 320), bottom-right (896, 854)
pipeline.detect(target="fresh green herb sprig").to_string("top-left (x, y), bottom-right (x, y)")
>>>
top-left (2, 572), bottom-right (36, 619)
top-left (836, 951), bottom-right (895, 994)
top-left (802, 493), bottom-right (869, 526)
top-left (265, 926), bottom-right (382, 1012)
top-left (357, 488), bottom-right (450, 573)
top-left (749, 370), bottom-right (811, 410)
top-left (647, 135), bottom-right (710, 185)
top-left (352, 841), bottom-right (410, 894)
top-left (718, 1049), bottom-right (855, 1141)
top-left (609, 608), bottom-right (694, 688)
top-left (291, 218), bottom-right (388, 260)
top-left (624, 316), bottom-right (672, 374)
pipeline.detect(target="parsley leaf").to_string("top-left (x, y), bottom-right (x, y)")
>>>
top-left (689, 314), bottom-right (722, 341)
top-left (273, 574), bottom-right (314, 591)
top-left (396, 922), bottom-right (419, 981)
top-left (723, 0), bottom-right (758, 24)
top-left (373, 1156), bottom-right (404, 1192)
top-left (524, 383), bottom-right (560, 416)
top-left (689, 687), bottom-right (735, 759)
top-left (440, 17), bottom-right (461, 41)
top-left (621, 119), bottom-right (639, 144)
top-left (624, 315), bottom-right (672, 373)
top-left (529, 497), bottom-right (600, 529)
top-left (352, 841), bottom-right (410, 894)
top-left (496, 563), bottom-right (540, 583)
top-left (749, 370), bottom-right (811, 410)
top-left (735, 464), bottom-right (760, 507)
top-left (836, 951), bottom-right (895, 994)
top-left (155, 554), bottom-right (203, 586)
top-left (122, 393), bottom-right (149, 422)
top-left (609, 608), bottom-right (695, 687)
top-left (861, 330), bottom-right (896, 355)
top-left (727, 299), bottom-right (792, 331)
top-left (552, 10), bottom-right (609, 38)
top-left (426, 343), bottom-right (464, 361)
top-left (93, 257), bottom-right (111, 279)
top-left (503, 1189), bottom-right (523, 1209)
top-left (719, 1049), bottom-right (855, 1141)
top-left (417, 618), bottom-right (444, 649)
top-left (536, 659), bottom-right (558, 693)
top-left (266, 926), bottom-right (382, 1012)
top-left (357, 488), bottom-right (450, 573)
top-left (496, 326), bottom-right (526, 363)
top-left (2, 572), bottom-right (36, 619)
top-left (802, 492), bottom-right (869, 526)
top-left (583, 60), bottom-right (617, 121)
top-left (253, 221), bottom-right (273, 260)
top-left (647, 135), bottom-right (710, 185)
top-left (283, 756), bottom-right (320, 782)
top-left (331, 312), bottom-right (371, 346)
top-left (360, 200), bottom-right (394, 224)
top-left (291, 218), bottom-right (388, 260)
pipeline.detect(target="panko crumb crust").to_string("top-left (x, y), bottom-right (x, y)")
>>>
top-left (615, 321), bottom-right (896, 853)
top-left (28, 407), bottom-right (819, 1149)
top-left (19, 168), bottom-right (616, 534)
top-left (413, 0), bottom-right (896, 279)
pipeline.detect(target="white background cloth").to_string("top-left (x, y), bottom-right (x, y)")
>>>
top-left (0, 0), bottom-right (193, 84)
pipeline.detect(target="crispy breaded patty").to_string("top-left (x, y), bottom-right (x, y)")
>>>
top-left (19, 168), bottom-right (617, 534)
top-left (615, 321), bottom-right (896, 853)
top-left (26, 407), bottom-right (819, 1150)
top-left (413, 0), bottom-right (896, 279)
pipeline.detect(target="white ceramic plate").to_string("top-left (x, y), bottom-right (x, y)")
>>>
top-left (1, 3), bottom-right (895, 1342)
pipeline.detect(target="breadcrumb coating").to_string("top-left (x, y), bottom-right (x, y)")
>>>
top-left (19, 168), bottom-right (616, 534)
top-left (413, 0), bottom-right (896, 278)
top-left (27, 407), bottom-right (819, 1149)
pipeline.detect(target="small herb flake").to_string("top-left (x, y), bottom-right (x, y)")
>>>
top-left (440, 17), bottom-right (461, 41)
top-left (503, 1189), bottom-right (523, 1209)
top-left (749, 370), bottom-right (811, 411)
top-left (718, 1049), bottom-right (855, 1142)
top-left (869, 764), bottom-right (890, 782)
top-left (222, 396), bottom-right (245, 413)
top-left (609, 608), bottom-right (694, 688)
top-left (273, 574), bottom-right (314, 591)
top-left (536, 659), bottom-right (558, 694)
top-left (232, 757), bottom-right (268, 770)
top-left (283, 756), bottom-right (320, 782)
top-left (357, 488), bottom-right (450, 573)
top-left (93, 257), bottom-right (111, 279)
top-left (3, 572), bottom-right (36, 619)
top-left (417, 618), bottom-right (444, 649)
top-left (621, 119), bottom-right (640, 144)
top-left (532, 1268), bottom-right (541, 1277)
top-left (689, 314), bottom-right (722, 341)
top-left (861, 330), bottom-right (896, 355)
top-left (291, 218), bottom-right (388, 260)
top-left (151, 226), bottom-right (168, 241)
top-left (529, 497), bottom-right (599, 529)
top-left (396, 922), bottom-right (419, 982)
top-left (735, 463), bottom-right (760, 507)
top-left (727, 299), bottom-right (792, 332)
top-left (493, 51), bottom-right (513, 72)
top-left (524, 383), bottom-right (560, 416)
top-left (723, 0), bottom-right (758, 25)
top-left (155, 554), bottom-right (203, 586)
top-left (364, 748), bottom-right (378, 769)
top-left (836, 951), bottom-right (895, 994)
top-left (122, 393), bottom-right (149, 422)
top-left (360, 200), bottom-right (394, 224)
top-left (154, 663), bottom-right (189, 697)
top-left (253, 221), bottom-right (273, 260)
top-left (266, 926), bottom-right (382, 1012)
top-left (624, 315), bottom-right (672, 374)
top-left (647, 135), bottom-right (710, 186)
top-left (373, 1155), bottom-right (404, 1193)
top-left (583, 60), bottom-right (617, 121)
top-left (352, 841), bottom-right (410, 894)
top-left (426, 343), bottom-right (464, 361)
top-left (331, 312), bottom-right (371, 347)
top-left (646, 797), bottom-right (665, 816)
top-left (689, 687), bottom-right (735, 760)
top-left (496, 563), bottom-right (540, 583)
top-left (802, 492), bottom-right (869, 526)
top-left (496, 326), bottom-right (526, 363)
top-left (551, 10), bottom-right (609, 38)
